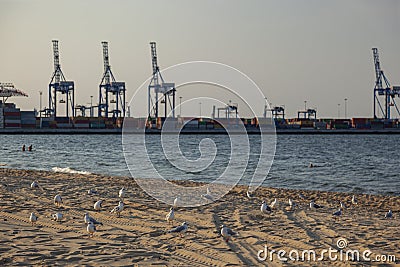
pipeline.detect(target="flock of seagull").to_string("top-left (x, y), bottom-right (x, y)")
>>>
top-left (27, 181), bottom-right (393, 242)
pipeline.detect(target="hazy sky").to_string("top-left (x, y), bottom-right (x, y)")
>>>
top-left (1, 0), bottom-right (400, 118)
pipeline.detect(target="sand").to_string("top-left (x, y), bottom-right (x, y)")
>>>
top-left (0, 168), bottom-right (399, 266)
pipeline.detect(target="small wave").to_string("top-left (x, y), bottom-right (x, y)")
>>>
top-left (51, 167), bottom-right (91, 175)
top-left (0, 163), bottom-right (7, 166)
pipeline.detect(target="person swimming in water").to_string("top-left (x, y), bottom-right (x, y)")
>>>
top-left (22, 145), bottom-right (26, 152)
top-left (28, 145), bottom-right (32, 152)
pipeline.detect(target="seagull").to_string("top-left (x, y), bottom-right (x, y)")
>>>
top-left (246, 191), bottom-right (252, 199)
top-left (110, 201), bottom-right (124, 217)
top-left (54, 194), bottom-right (63, 207)
top-left (310, 200), bottom-right (323, 209)
top-left (351, 195), bottom-right (358, 205)
top-left (261, 200), bottom-right (272, 213)
top-left (94, 200), bottom-right (104, 211)
top-left (84, 212), bottom-right (103, 225)
top-left (385, 210), bottom-right (393, 219)
top-left (220, 225), bottom-right (237, 242)
top-left (29, 212), bottom-right (38, 226)
top-left (288, 198), bottom-right (296, 209)
top-left (340, 201), bottom-right (346, 209)
top-left (87, 189), bottom-right (97, 195)
top-left (270, 198), bottom-right (277, 209)
top-left (119, 187), bottom-right (126, 199)
top-left (87, 221), bottom-right (96, 237)
top-left (165, 207), bottom-right (175, 224)
top-left (173, 197), bottom-right (179, 207)
top-left (30, 181), bottom-right (39, 189)
top-left (52, 212), bottom-right (63, 222)
top-left (201, 188), bottom-right (214, 202)
top-left (298, 193), bottom-right (306, 200)
top-left (333, 208), bottom-right (342, 218)
top-left (168, 222), bottom-right (188, 237)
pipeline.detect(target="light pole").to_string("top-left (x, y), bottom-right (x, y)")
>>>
top-left (39, 91), bottom-right (42, 118)
top-left (199, 102), bottom-right (202, 117)
top-left (90, 96), bottom-right (93, 117)
top-left (337, 103), bottom-right (341, 118)
top-left (304, 100), bottom-right (307, 110)
top-left (179, 96), bottom-right (182, 117)
top-left (344, 98), bottom-right (348, 119)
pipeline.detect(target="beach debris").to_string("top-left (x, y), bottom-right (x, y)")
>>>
top-left (51, 212), bottom-right (63, 222)
top-left (30, 181), bottom-right (39, 189)
top-left (201, 187), bottom-right (214, 202)
top-left (87, 189), bottom-right (97, 195)
top-left (310, 200), bottom-right (323, 209)
top-left (94, 200), bottom-right (104, 211)
top-left (385, 210), bottom-right (393, 219)
top-left (110, 201), bottom-right (124, 217)
top-left (173, 197), bottom-right (179, 207)
top-left (333, 208), bottom-right (342, 218)
top-left (165, 207), bottom-right (175, 224)
top-left (29, 212), bottom-right (38, 226)
top-left (270, 198), bottom-right (277, 209)
top-left (220, 225), bottom-right (237, 242)
top-left (351, 195), bottom-right (358, 205)
top-left (84, 212), bottom-right (103, 225)
top-left (54, 194), bottom-right (63, 207)
top-left (119, 187), bottom-right (126, 199)
top-left (168, 222), bottom-right (188, 237)
top-left (87, 221), bottom-right (96, 237)
top-left (261, 200), bottom-right (272, 213)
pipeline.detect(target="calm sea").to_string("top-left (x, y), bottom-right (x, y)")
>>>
top-left (0, 134), bottom-right (398, 195)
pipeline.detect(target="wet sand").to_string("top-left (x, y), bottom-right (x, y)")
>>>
top-left (0, 168), bottom-right (399, 266)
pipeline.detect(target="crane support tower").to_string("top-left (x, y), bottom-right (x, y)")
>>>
top-left (148, 42), bottom-right (176, 120)
top-left (98, 41), bottom-right (126, 118)
top-left (372, 48), bottom-right (400, 120)
top-left (48, 40), bottom-right (75, 118)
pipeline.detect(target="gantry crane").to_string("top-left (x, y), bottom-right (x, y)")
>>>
top-left (0, 83), bottom-right (28, 104)
top-left (372, 48), bottom-right (400, 119)
top-left (98, 41), bottom-right (126, 118)
top-left (148, 42), bottom-right (176, 119)
top-left (48, 40), bottom-right (75, 118)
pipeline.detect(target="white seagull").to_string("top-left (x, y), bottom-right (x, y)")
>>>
top-left (110, 201), bottom-right (124, 217)
top-left (340, 201), bottom-right (346, 209)
top-left (119, 187), bottom-right (126, 199)
top-left (54, 194), bottom-right (63, 207)
top-left (168, 222), bottom-right (188, 237)
top-left (173, 197), bottom-right (179, 207)
top-left (94, 200), bottom-right (104, 211)
top-left (351, 195), bottom-right (358, 205)
top-left (84, 212), bottom-right (103, 225)
top-left (30, 181), bottom-right (39, 189)
top-left (220, 225), bottom-right (237, 242)
top-left (261, 200), bottom-right (272, 213)
top-left (246, 191), bottom-right (252, 199)
top-left (87, 221), bottom-right (96, 237)
top-left (201, 188), bottom-right (214, 202)
top-left (288, 198), bottom-right (296, 209)
top-left (29, 212), bottom-right (38, 226)
top-left (52, 212), bottom-right (63, 222)
top-left (166, 207), bottom-right (175, 224)
top-left (87, 189), bottom-right (97, 195)
top-left (270, 198), bottom-right (277, 209)
top-left (385, 210), bottom-right (393, 219)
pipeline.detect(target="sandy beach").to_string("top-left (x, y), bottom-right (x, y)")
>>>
top-left (0, 168), bottom-right (399, 266)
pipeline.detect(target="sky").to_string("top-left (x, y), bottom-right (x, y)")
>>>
top-left (1, 0), bottom-right (400, 118)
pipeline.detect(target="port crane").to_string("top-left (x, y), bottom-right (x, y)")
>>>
top-left (372, 48), bottom-right (400, 120)
top-left (148, 42), bottom-right (176, 120)
top-left (0, 83), bottom-right (28, 104)
top-left (48, 40), bottom-right (75, 118)
top-left (98, 41), bottom-right (126, 118)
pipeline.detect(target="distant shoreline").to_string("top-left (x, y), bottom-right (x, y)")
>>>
top-left (2, 128), bottom-right (400, 134)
